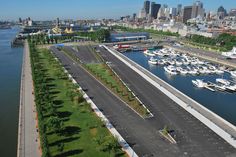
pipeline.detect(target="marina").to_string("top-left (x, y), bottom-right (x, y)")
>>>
top-left (123, 49), bottom-right (236, 126)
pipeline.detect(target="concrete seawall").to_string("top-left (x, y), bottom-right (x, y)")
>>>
top-left (102, 45), bottom-right (236, 148)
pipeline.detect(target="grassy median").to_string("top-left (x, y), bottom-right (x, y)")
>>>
top-left (30, 44), bottom-right (125, 157)
top-left (85, 63), bottom-right (150, 117)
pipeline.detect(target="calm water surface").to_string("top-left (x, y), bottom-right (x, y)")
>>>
top-left (0, 27), bottom-right (23, 157)
top-left (124, 51), bottom-right (236, 126)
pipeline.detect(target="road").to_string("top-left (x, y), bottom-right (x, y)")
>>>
top-left (51, 46), bottom-right (236, 157)
top-left (17, 41), bottom-right (40, 157)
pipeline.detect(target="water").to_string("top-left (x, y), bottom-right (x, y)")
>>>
top-left (124, 51), bottom-right (236, 126)
top-left (0, 28), bottom-right (23, 157)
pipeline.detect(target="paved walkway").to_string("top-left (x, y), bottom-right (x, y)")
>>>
top-left (17, 41), bottom-right (41, 157)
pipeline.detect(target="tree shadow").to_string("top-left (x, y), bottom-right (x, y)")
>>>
top-left (54, 149), bottom-right (83, 157)
top-left (57, 111), bottom-right (72, 119)
top-left (49, 137), bottom-right (79, 147)
top-left (53, 100), bottom-right (64, 108)
top-left (61, 126), bottom-right (81, 137)
top-left (50, 90), bottom-right (61, 95)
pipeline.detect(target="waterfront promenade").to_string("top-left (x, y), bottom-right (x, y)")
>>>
top-left (17, 41), bottom-right (40, 157)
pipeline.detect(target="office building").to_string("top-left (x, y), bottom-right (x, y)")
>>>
top-left (191, 1), bottom-right (205, 18)
top-left (183, 6), bottom-right (193, 23)
top-left (150, 2), bottom-right (161, 19)
top-left (217, 6), bottom-right (227, 19)
top-left (177, 4), bottom-right (182, 15)
top-left (143, 0), bottom-right (150, 15)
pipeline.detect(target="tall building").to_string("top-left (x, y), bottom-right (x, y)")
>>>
top-left (139, 8), bottom-right (147, 19)
top-left (217, 6), bottom-right (227, 19)
top-left (177, 4), bottom-right (182, 15)
top-left (143, 0), bottom-right (150, 15)
top-left (183, 6), bottom-right (193, 23)
top-left (170, 8), bottom-right (177, 18)
top-left (191, 1), bottom-right (204, 18)
top-left (229, 9), bottom-right (236, 16)
top-left (133, 13), bottom-right (137, 20)
top-left (150, 2), bottom-right (161, 19)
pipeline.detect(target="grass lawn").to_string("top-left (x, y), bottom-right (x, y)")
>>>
top-left (34, 48), bottom-right (125, 157)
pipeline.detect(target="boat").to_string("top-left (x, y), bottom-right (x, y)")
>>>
top-left (175, 60), bottom-right (183, 66)
top-left (216, 78), bottom-right (230, 86)
top-left (225, 85), bottom-right (236, 92)
top-left (148, 57), bottom-right (158, 65)
top-left (176, 67), bottom-right (188, 75)
top-left (144, 49), bottom-right (155, 56)
top-left (214, 84), bottom-right (226, 91)
top-left (230, 71), bottom-right (236, 78)
top-left (164, 65), bottom-right (178, 75)
top-left (158, 59), bottom-right (166, 65)
top-left (222, 47), bottom-right (236, 59)
top-left (192, 79), bottom-right (207, 88)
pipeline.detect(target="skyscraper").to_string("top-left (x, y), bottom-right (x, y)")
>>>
top-left (183, 6), bottom-right (193, 23)
top-left (177, 4), bottom-right (182, 15)
top-left (191, 1), bottom-right (204, 18)
top-left (217, 6), bottom-right (227, 19)
top-left (150, 2), bottom-right (161, 19)
top-left (143, 0), bottom-right (150, 15)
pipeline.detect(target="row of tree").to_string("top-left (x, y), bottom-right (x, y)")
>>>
top-left (188, 33), bottom-right (236, 51)
top-left (113, 25), bottom-right (180, 37)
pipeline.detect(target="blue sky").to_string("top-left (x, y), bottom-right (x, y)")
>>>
top-left (0, 0), bottom-right (235, 20)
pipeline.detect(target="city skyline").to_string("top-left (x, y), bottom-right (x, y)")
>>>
top-left (0, 0), bottom-right (236, 20)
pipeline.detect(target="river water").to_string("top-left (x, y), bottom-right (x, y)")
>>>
top-left (124, 51), bottom-right (236, 126)
top-left (0, 27), bottom-right (23, 157)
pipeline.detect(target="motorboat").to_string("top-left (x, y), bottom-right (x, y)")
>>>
top-left (222, 47), bottom-right (236, 59)
top-left (148, 57), bottom-right (158, 65)
top-left (158, 59), bottom-right (166, 65)
top-left (144, 49), bottom-right (155, 56)
top-left (225, 85), bottom-right (236, 92)
top-left (176, 67), bottom-right (188, 75)
top-left (164, 65), bottom-right (178, 75)
top-left (214, 84), bottom-right (226, 91)
top-left (216, 78), bottom-right (230, 86)
top-left (175, 60), bottom-right (183, 66)
top-left (230, 71), bottom-right (236, 78)
top-left (192, 79), bottom-right (208, 88)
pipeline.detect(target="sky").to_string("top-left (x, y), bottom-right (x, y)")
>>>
top-left (0, 0), bottom-right (235, 20)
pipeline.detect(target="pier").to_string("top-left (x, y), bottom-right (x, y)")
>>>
top-left (17, 41), bottom-right (41, 157)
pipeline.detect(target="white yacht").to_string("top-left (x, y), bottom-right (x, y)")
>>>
top-left (148, 57), bottom-right (158, 65)
top-left (222, 47), bottom-right (236, 59)
top-left (214, 84), bottom-right (226, 91)
top-left (226, 85), bottom-right (236, 92)
top-left (192, 79), bottom-right (208, 88)
top-left (216, 78), bottom-right (230, 86)
top-left (176, 67), bottom-right (188, 75)
top-left (164, 65), bottom-right (178, 75)
top-left (144, 50), bottom-right (155, 56)
top-left (230, 71), bottom-right (236, 78)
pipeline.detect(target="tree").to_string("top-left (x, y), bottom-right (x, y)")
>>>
top-left (47, 116), bottom-right (63, 133)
